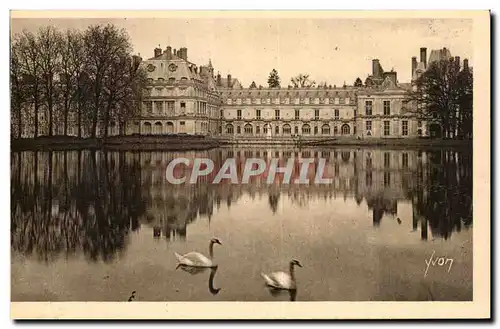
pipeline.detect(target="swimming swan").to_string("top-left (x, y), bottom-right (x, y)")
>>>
top-left (174, 238), bottom-right (222, 268)
top-left (261, 259), bottom-right (302, 290)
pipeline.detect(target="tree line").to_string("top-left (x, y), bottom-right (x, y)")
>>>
top-left (10, 24), bottom-right (149, 139)
top-left (407, 58), bottom-right (473, 139)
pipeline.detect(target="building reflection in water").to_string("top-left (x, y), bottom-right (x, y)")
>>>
top-left (10, 146), bottom-right (473, 262)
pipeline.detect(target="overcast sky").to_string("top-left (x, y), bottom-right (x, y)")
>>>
top-left (11, 17), bottom-right (473, 87)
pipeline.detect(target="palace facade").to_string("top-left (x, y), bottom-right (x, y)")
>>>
top-left (130, 45), bottom-right (469, 139)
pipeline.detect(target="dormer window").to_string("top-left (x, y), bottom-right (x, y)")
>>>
top-left (168, 77), bottom-right (175, 82)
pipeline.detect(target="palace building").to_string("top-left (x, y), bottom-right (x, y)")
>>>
top-left (130, 45), bottom-right (469, 139)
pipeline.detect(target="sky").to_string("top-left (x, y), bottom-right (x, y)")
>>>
top-left (11, 17), bottom-right (473, 87)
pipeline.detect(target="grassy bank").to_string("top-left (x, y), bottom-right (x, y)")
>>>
top-left (300, 138), bottom-right (473, 149)
top-left (11, 135), bottom-right (472, 152)
top-left (11, 135), bottom-right (221, 152)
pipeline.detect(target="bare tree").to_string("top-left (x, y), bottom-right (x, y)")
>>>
top-left (291, 73), bottom-right (316, 88)
top-left (59, 29), bottom-right (87, 136)
top-left (10, 40), bottom-right (27, 139)
top-left (84, 24), bottom-right (137, 138)
top-left (15, 31), bottom-right (42, 138)
top-left (38, 26), bottom-right (63, 136)
top-left (406, 58), bottom-right (472, 139)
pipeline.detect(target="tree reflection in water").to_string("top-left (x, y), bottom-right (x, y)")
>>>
top-left (11, 150), bottom-right (147, 263)
top-left (11, 147), bottom-right (473, 263)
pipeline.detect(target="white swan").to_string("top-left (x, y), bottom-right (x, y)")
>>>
top-left (261, 259), bottom-right (302, 290)
top-left (174, 238), bottom-right (222, 268)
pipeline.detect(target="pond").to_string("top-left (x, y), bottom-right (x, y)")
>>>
top-left (10, 146), bottom-right (473, 301)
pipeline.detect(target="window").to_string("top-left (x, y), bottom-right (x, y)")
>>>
top-left (384, 152), bottom-right (390, 168)
top-left (283, 124), bottom-right (291, 134)
top-left (256, 125), bottom-right (261, 134)
top-left (402, 120), bottom-right (408, 136)
top-left (295, 109), bottom-right (300, 120)
top-left (334, 126), bottom-right (338, 135)
top-left (383, 101), bottom-right (391, 115)
top-left (321, 124), bottom-right (330, 135)
top-left (180, 102), bottom-right (186, 111)
top-left (144, 102), bottom-right (153, 114)
top-left (220, 109), bottom-right (224, 118)
top-left (155, 101), bottom-right (162, 113)
top-left (275, 125), bottom-right (279, 134)
top-left (237, 110), bottom-right (242, 120)
top-left (314, 126), bottom-right (318, 135)
top-left (263, 125), bottom-right (269, 134)
top-left (314, 109), bottom-right (320, 120)
top-left (345, 97), bottom-right (350, 105)
top-left (180, 121), bottom-right (185, 125)
top-left (244, 124), bottom-right (253, 134)
top-left (402, 153), bottom-right (408, 168)
top-left (366, 156), bottom-right (372, 168)
top-left (227, 99), bottom-right (232, 105)
top-left (384, 121), bottom-right (390, 136)
top-left (366, 120), bottom-right (372, 132)
top-left (275, 110), bottom-right (280, 120)
top-left (237, 126), bottom-right (241, 134)
top-left (256, 109), bottom-right (261, 120)
top-left (294, 126), bottom-right (299, 134)
top-left (384, 172), bottom-right (391, 187)
top-left (365, 101), bottom-right (372, 116)
top-left (334, 109), bottom-right (339, 119)
top-left (418, 120), bottom-right (422, 127)
top-left (302, 124), bottom-right (311, 135)
top-left (341, 124), bottom-right (350, 135)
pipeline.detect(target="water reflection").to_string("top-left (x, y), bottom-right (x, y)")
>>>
top-left (176, 265), bottom-right (221, 295)
top-left (10, 147), bottom-right (472, 262)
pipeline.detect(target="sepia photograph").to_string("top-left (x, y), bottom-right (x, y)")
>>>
top-left (9, 10), bottom-right (490, 319)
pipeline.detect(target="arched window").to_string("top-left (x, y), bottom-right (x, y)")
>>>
top-left (282, 124), bottom-right (291, 135)
top-left (322, 124), bottom-right (331, 135)
top-left (302, 124), bottom-right (311, 135)
top-left (154, 121), bottom-right (162, 134)
top-left (244, 123), bottom-right (253, 135)
top-left (341, 151), bottom-right (351, 162)
top-left (166, 122), bottom-right (174, 133)
top-left (341, 124), bottom-right (350, 135)
top-left (263, 124), bottom-right (270, 134)
top-left (143, 122), bottom-right (152, 134)
top-left (226, 124), bottom-right (234, 134)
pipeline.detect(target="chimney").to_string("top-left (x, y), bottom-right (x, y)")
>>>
top-left (455, 56), bottom-right (460, 68)
top-left (179, 47), bottom-right (188, 61)
top-left (154, 46), bottom-right (162, 58)
top-left (227, 74), bottom-right (232, 88)
top-left (420, 47), bottom-right (427, 69)
top-left (411, 56), bottom-right (417, 76)
top-left (463, 59), bottom-right (469, 71)
top-left (165, 46), bottom-right (172, 60)
top-left (372, 59), bottom-right (380, 77)
top-left (217, 73), bottom-right (222, 86)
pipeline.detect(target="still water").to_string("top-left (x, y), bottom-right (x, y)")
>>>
top-left (11, 147), bottom-right (473, 301)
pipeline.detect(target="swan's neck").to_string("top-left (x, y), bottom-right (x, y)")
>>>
top-left (209, 242), bottom-right (215, 259)
top-left (289, 262), bottom-right (296, 281)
